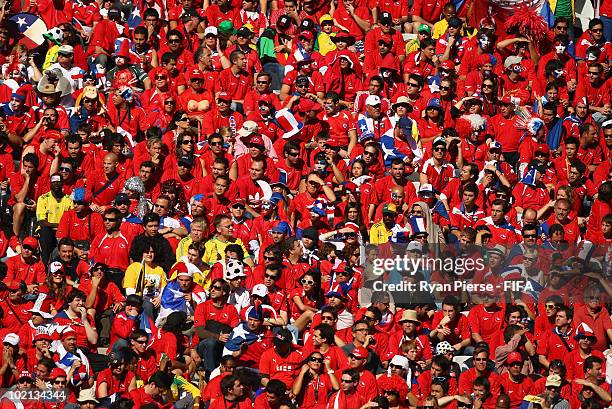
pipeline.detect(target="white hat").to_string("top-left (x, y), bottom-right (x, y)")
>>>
top-left (365, 94), bottom-right (381, 106)
top-left (224, 259), bottom-right (246, 280)
top-left (204, 26), bottom-right (218, 36)
top-left (275, 108), bottom-right (304, 139)
top-left (57, 45), bottom-right (74, 54)
top-left (49, 261), bottom-right (63, 273)
top-left (251, 283), bottom-right (269, 298)
top-left (406, 241), bottom-right (423, 253)
top-left (389, 355), bottom-right (409, 371)
top-left (238, 120), bottom-right (259, 137)
top-left (504, 55), bottom-right (522, 69)
top-left (76, 388), bottom-right (99, 404)
top-left (28, 308), bottom-right (54, 320)
top-left (3, 333), bottom-right (20, 346)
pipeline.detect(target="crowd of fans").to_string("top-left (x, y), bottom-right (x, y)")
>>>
top-left (0, 0), bottom-right (610, 407)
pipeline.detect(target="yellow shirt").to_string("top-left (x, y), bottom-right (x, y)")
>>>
top-left (317, 32), bottom-right (336, 56)
top-left (36, 192), bottom-right (73, 224)
top-left (202, 236), bottom-right (249, 266)
top-left (123, 262), bottom-right (167, 297)
top-left (432, 19), bottom-right (449, 40)
top-left (369, 222), bottom-right (393, 245)
top-left (176, 236), bottom-right (194, 260)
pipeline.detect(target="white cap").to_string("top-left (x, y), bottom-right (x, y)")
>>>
top-left (504, 55), bottom-right (522, 69)
top-left (406, 241), bottom-right (423, 253)
top-left (204, 26), bottom-right (218, 36)
top-left (419, 183), bottom-right (433, 193)
top-left (177, 269), bottom-right (193, 278)
top-left (602, 119), bottom-right (612, 128)
top-left (58, 44), bottom-right (74, 54)
top-left (3, 333), bottom-right (20, 346)
top-left (251, 283), bottom-right (269, 298)
top-left (238, 120), bottom-right (259, 137)
top-left (49, 261), bottom-right (63, 274)
top-left (365, 94), bottom-right (381, 106)
top-left (389, 355), bottom-right (409, 371)
top-left (28, 308), bottom-right (54, 320)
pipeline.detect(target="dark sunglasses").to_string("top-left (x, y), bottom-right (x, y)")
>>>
top-left (309, 357), bottom-right (323, 363)
top-left (264, 273), bottom-right (278, 279)
top-left (103, 217), bottom-right (118, 222)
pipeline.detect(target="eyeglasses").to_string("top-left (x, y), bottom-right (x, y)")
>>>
top-left (474, 357), bottom-right (487, 362)
top-left (309, 357), bottom-right (323, 363)
top-left (363, 316), bottom-right (376, 322)
top-left (321, 316), bottom-right (334, 321)
top-left (301, 279), bottom-right (314, 285)
top-left (59, 166), bottom-right (72, 172)
top-left (83, 98), bottom-right (96, 103)
top-left (555, 25), bottom-right (568, 31)
top-left (591, 28), bottom-right (603, 33)
top-left (103, 217), bottom-right (118, 222)
top-left (178, 117), bottom-right (189, 122)
top-left (264, 273), bottom-right (278, 279)
top-left (153, 204), bottom-right (167, 209)
top-left (354, 327), bottom-right (370, 333)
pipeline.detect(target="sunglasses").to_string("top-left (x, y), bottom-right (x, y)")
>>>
top-left (155, 75), bottom-right (167, 80)
top-left (165, 100), bottom-right (176, 105)
top-left (59, 166), bottom-right (72, 172)
top-left (83, 98), bottom-right (96, 103)
top-left (256, 81), bottom-right (269, 85)
top-left (263, 256), bottom-right (277, 261)
top-left (523, 234), bottom-right (537, 238)
top-left (209, 141), bottom-right (223, 146)
top-left (211, 285), bottom-right (224, 290)
top-left (310, 357), bottom-right (324, 363)
top-left (341, 379), bottom-right (355, 383)
top-left (134, 339), bottom-right (147, 344)
top-left (301, 279), bottom-right (314, 285)
top-left (440, 86), bottom-right (451, 90)
top-left (286, 151), bottom-right (300, 157)
top-left (363, 151), bottom-right (376, 156)
top-left (408, 82), bottom-right (419, 87)
top-left (53, 380), bottom-right (67, 385)
top-left (103, 217), bottom-right (118, 222)
top-left (264, 273), bottom-right (278, 279)
top-left (591, 28), bottom-right (603, 33)
top-left (433, 147), bottom-right (446, 152)
top-left (545, 304), bottom-right (556, 309)
top-left (181, 140), bottom-right (194, 144)
top-left (337, 271), bottom-right (350, 277)
top-left (168, 38), bottom-right (181, 43)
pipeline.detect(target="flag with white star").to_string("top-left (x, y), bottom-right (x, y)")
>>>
top-left (9, 13), bottom-right (47, 49)
top-left (127, 3), bottom-right (142, 29)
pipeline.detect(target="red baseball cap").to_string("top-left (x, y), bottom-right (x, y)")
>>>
top-left (49, 368), bottom-right (67, 380)
top-left (249, 135), bottom-right (265, 146)
top-left (440, 60), bottom-right (455, 70)
top-left (499, 95), bottom-right (513, 105)
top-left (44, 129), bottom-right (62, 140)
top-left (507, 352), bottom-right (523, 365)
top-left (350, 346), bottom-right (369, 360)
top-left (22, 236), bottom-right (38, 248)
top-left (217, 92), bottom-right (231, 101)
top-left (190, 69), bottom-right (205, 80)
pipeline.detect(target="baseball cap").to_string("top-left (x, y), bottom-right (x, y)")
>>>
top-left (271, 221), bottom-right (291, 234)
top-left (22, 236), bottom-right (38, 249)
top-left (487, 244), bottom-right (506, 257)
top-left (112, 192), bottom-right (130, 205)
top-left (277, 15), bottom-right (291, 29)
top-left (190, 69), bottom-right (205, 80)
top-left (178, 155), bottom-right (194, 167)
top-left (418, 23), bottom-right (431, 34)
top-left (60, 327), bottom-right (77, 341)
top-left (238, 120), bottom-right (259, 137)
top-left (379, 11), bottom-right (392, 25)
top-left (350, 346), bottom-right (369, 359)
top-left (3, 333), bottom-right (19, 346)
top-left (365, 94), bottom-right (381, 106)
top-left (382, 203), bottom-right (398, 214)
top-left (299, 30), bottom-right (314, 41)
top-left (507, 351), bottom-right (523, 365)
top-left (489, 141), bottom-right (502, 151)
top-left (49, 368), bottom-right (67, 380)
top-left (392, 95), bottom-right (411, 109)
top-left (58, 45), bottom-right (74, 55)
top-left (217, 92), bottom-right (231, 101)
top-left (33, 333), bottom-right (53, 343)
top-left (218, 20), bottom-right (235, 34)
top-left (204, 26), bottom-right (218, 37)
top-left (236, 26), bottom-right (253, 37)
top-left (427, 98), bottom-right (441, 109)
top-left (319, 14), bottom-right (333, 24)
top-left (406, 241), bottom-right (423, 253)
top-left (389, 355), bottom-right (409, 370)
top-left (50, 174), bottom-right (62, 183)
top-left (249, 134), bottom-right (265, 147)
top-left (499, 95), bottom-right (513, 105)
top-left (432, 136), bottom-right (446, 147)
top-left (504, 55), bottom-right (522, 69)
top-left (251, 283), bottom-right (269, 298)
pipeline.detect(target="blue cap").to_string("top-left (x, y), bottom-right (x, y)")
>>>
top-left (269, 192), bottom-right (286, 205)
top-left (427, 98), bottom-right (441, 108)
top-left (248, 306), bottom-right (263, 320)
top-left (271, 221), bottom-right (291, 235)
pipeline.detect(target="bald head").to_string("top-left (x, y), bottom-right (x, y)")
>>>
top-left (103, 153), bottom-right (118, 175)
top-left (523, 208), bottom-right (537, 224)
top-left (390, 185), bottom-right (405, 203)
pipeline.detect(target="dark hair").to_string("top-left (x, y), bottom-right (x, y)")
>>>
top-left (220, 375), bottom-right (239, 394)
top-left (556, 305), bottom-right (573, 321)
top-left (148, 371), bottom-right (173, 389)
top-left (142, 212), bottom-right (161, 225)
top-left (420, 38), bottom-right (436, 50)
top-left (462, 182), bottom-right (479, 197)
top-left (265, 379), bottom-right (287, 396)
top-left (57, 237), bottom-right (74, 250)
top-left (584, 356), bottom-right (603, 372)
top-left (431, 355), bottom-right (451, 373)
top-left (441, 295), bottom-right (460, 309)
top-left (225, 244), bottom-right (244, 259)
top-left (66, 289), bottom-right (87, 303)
top-left (343, 368), bottom-right (360, 383)
top-left (229, 50), bottom-right (245, 64)
top-left (313, 323), bottom-right (335, 344)
top-left (588, 18), bottom-right (603, 30)
top-left (22, 153), bottom-right (39, 168)
top-left (324, 91), bottom-right (340, 103)
top-left (565, 137), bottom-right (579, 148)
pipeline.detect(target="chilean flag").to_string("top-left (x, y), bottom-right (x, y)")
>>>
top-left (9, 13), bottom-right (47, 49)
